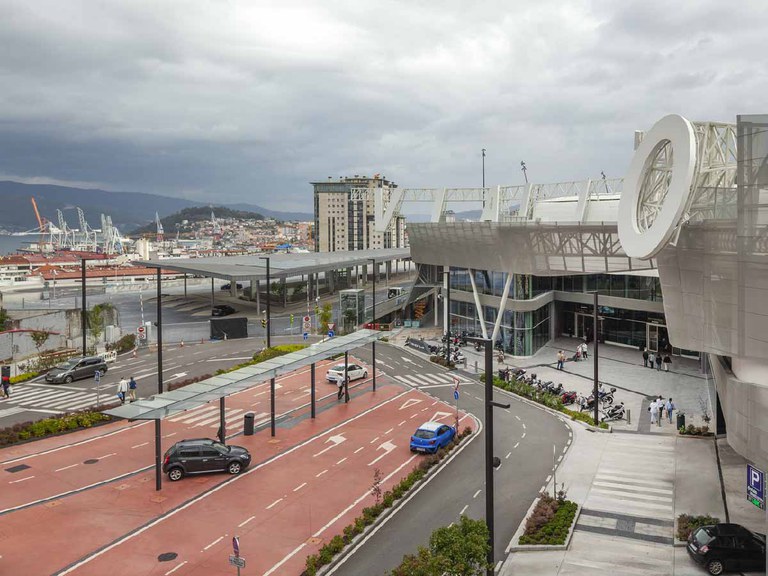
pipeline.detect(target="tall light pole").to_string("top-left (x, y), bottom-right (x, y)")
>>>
top-left (440, 269), bottom-right (451, 363)
top-left (80, 258), bottom-right (87, 357)
top-left (521, 160), bottom-right (528, 184)
top-left (593, 291), bottom-right (599, 426)
top-left (482, 148), bottom-right (486, 209)
top-left (260, 256), bottom-right (275, 437)
top-left (368, 257), bottom-right (377, 391)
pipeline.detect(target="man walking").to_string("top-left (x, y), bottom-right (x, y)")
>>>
top-left (648, 351), bottom-right (655, 369)
top-left (556, 351), bottom-right (564, 370)
top-left (117, 377), bottom-right (128, 405)
top-left (1, 375), bottom-right (10, 399)
top-left (642, 348), bottom-right (649, 367)
top-left (655, 354), bottom-right (662, 371)
top-left (666, 398), bottom-right (676, 424)
top-left (128, 376), bottom-right (137, 402)
top-left (649, 397), bottom-right (659, 425)
top-left (657, 394), bottom-right (665, 424)
top-left (581, 342), bottom-right (588, 360)
top-left (336, 373), bottom-right (345, 401)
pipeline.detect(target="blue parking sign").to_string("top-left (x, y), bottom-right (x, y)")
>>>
top-left (747, 464), bottom-right (765, 509)
top-left (328, 330), bottom-right (335, 338)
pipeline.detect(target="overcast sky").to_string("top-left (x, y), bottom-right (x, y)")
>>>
top-left (0, 1), bottom-right (765, 212)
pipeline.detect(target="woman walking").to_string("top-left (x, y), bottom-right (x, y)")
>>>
top-left (663, 354), bottom-right (671, 372)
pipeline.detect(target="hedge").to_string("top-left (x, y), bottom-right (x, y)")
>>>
top-left (519, 494), bottom-right (578, 545)
top-left (106, 333), bottom-right (137, 354)
top-left (10, 371), bottom-right (41, 385)
top-left (0, 411), bottom-right (112, 446)
top-left (484, 374), bottom-right (609, 429)
top-left (677, 514), bottom-right (720, 541)
top-left (304, 426), bottom-right (474, 575)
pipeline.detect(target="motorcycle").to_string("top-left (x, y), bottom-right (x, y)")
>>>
top-left (561, 390), bottom-right (578, 405)
top-left (598, 386), bottom-right (617, 406)
top-left (578, 394), bottom-right (596, 412)
top-left (602, 402), bottom-right (625, 422)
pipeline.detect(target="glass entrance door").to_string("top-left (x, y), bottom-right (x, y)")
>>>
top-left (647, 323), bottom-right (668, 353)
top-left (575, 313), bottom-right (595, 341)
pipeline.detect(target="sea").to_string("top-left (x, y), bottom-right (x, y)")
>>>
top-left (0, 234), bottom-right (32, 255)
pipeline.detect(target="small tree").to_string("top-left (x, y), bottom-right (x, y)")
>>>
top-left (318, 303), bottom-right (332, 335)
top-left (371, 467), bottom-right (383, 506)
top-left (389, 547), bottom-right (441, 576)
top-left (0, 308), bottom-right (9, 331)
top-left (429, 515), bottom-right (491, 576)
top-left (30, 330), bottom-right (50, 355)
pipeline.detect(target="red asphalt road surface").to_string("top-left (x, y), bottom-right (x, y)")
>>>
top-left (0, 358), bottom-right (352, 514)
top-left (1, 362), bottom-right (476, 576)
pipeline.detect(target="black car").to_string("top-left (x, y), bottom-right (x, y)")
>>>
top-left (162, 438), bottom-right (251, 481)
top-left (220, 283), bottom-right (243, 291)
top-left (211, 304), bottom-right (236, 317)
top-left (45, 356), bottom-right (108, 384)
top-left (687, 523), bottom-right (765, 574)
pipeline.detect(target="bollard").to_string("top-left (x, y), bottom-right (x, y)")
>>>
top-left (626, 409), bottom-right (631, 425)
top-left (180, 340), bottom-right (184, 348)
top-left (474, 360), bottom-right (478, 373)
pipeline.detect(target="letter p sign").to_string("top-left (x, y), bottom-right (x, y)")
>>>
top-left (747, 464), bottom-right (765, 509)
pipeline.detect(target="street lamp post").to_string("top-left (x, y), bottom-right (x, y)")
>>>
top-left (467, 336), bottom-right (510, 576)
top-left (440, 269), bottom-right (451, 363)
top-left (81, 258), bottom-right (87, 356)
top-left (482, 148), bottom-right (486, 208)
top-left (260, 256), bottom-right (275, 437)
top-left (368, 257), bottom-right (376, 391)
top-left (593, 291), bottom-right (599, 427)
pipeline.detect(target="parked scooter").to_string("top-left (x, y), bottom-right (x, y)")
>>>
top-left (598, 386), bottom-right (617, 406)
top-left (602, 402), bottom-right (625, 422)
top-left (561, 390), bottom-right (578, 405)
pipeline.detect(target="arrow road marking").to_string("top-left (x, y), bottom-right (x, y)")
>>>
top-left (399, 398), bottom-right (423, 411)
top-left (367, 440), bottom-right (396, 466)
top-left (165, 373), bottom-right (188, 382)
top-left (312, 435), bottom-right (346, 457)
top-left (401, 357), bottom-right (415, 364)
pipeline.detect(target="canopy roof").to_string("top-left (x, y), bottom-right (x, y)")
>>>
top-left (138, 248), bottom-right (410, 281)
top-left (105, 330), bottom-right (383, 421)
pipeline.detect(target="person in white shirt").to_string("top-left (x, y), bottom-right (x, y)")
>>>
top-left (649, 398), bottom-right (659, 424)
top-left (117, 377), bottom-right (128, 405)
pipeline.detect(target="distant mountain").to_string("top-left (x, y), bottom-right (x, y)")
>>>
top-left (226, 203), bottom-right (312, 222)
top-left (131, 206), bottom-right (265, 235)
top-left (0, 181), bottom-right (312, 233)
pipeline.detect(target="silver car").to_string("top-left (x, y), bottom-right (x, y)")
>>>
top-left (45, 356), bottom-right (108, 384)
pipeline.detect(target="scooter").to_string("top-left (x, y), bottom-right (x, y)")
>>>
top-left (602, 402), bottom-right (625, 422)
top-left (599, 387), bottom-right (617, 406)
top-left (561, 390), bottom-right (578, 405)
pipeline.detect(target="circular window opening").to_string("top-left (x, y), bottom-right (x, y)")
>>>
top-left (635, 139), bottom-right (674, 232)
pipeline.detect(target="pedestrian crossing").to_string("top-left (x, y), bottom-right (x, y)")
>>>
top-left (393, 372), bottom-right (472, 388)
top-left (167, 405), bottom-right (270, 432)
top-left (5, 384), bottom-right (102, 413)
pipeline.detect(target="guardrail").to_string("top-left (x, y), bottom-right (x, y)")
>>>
top-left (98, 350), bottom-right (118, 364)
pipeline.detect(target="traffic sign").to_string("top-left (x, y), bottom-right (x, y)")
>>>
top-left (303, 315), bottom-right (310, 323)
top-left (232, 536), bottom-right (240, 556)
top-left (228, 555), bottom-right (246, 568)
top-left (328, 323), bottom-right (335, 331)
top-left (327, 330), bottom-right (335, 338)
top-left (137, 326), bottom-right (146, 341)
top-left (303, 332), bottom-right (308, 341)
top-left (95, 370), bottom-right (101, 383)
top-left (748, 464), bottom-right (765, 509)
top-left (453, 389), bottom-right (459, 401)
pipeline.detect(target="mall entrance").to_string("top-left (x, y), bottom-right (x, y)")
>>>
top-left (647, 322), bottom-right (669, 353)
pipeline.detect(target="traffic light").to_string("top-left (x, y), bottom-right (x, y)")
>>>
top-left (261, 319), bottom-right (267, 329)
top-left (290, 314), bottom-right (294, 324)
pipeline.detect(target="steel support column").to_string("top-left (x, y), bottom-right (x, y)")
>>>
top-left (270, 377), bottom-right (276, 436)
top-left (468, 268), bottom-right (489, 340)
top-left (311, 363), bottom-right (316, 418)
top-left (369, 257), bottom-right (377, 392)
top-left (344, 351), bottom-right (350, 403)
top-left (184, 273), bottom-right (187, 299)
top-left (211, 277), bottom-right (214, 307)
top-left (157, 269), bottom-right (164, 395)
top-left (260, 257), bottom-right (271, 348)
top-left (491, 273), bottom-right (514, 342)
top-left (484, 339), bottom-right (495, 576)
top-left (81, 258), bottom-right (87, 356)
top-left (155, 419), bottom-right (162, 491)
top-left (593, 291), bottom-right (599, 427)
top-left (219, 396), bottom-right (226, 442)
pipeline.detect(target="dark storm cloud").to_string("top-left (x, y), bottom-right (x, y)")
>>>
top-left (0, 0), bottom-right (766, 211)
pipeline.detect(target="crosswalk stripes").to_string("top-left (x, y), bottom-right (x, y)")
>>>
top-left (393, 372), bottom-right (472, 388)
top-left (167, 405), bottom-right (269, 432)
top-left (6, 385), bottom-right (100, 413)
top-left (580, 435), bottom-right (675, 525)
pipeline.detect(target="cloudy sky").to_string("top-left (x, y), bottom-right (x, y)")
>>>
top-left (0, 0), bottom-right (765, 212)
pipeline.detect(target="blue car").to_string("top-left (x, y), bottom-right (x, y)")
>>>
top-left (409, 421), bottom-right (456, 454)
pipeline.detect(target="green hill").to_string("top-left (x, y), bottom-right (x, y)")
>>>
top-left (131, 206), bottom-right (265, 235)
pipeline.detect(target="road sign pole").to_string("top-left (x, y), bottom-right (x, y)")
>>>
top-left (95, 370), bottom-right (101, 407)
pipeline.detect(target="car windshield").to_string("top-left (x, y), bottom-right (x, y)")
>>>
top-left (55, 360), bottom-right (78, 370)
top-left (212, 442), bottom-right (230, 452)
top-left (414, 430), bottom-right (435, 439)
top-left (693, 527), bottom-right (715, 546)
top-left (331, 365), bottom-right (346, 372)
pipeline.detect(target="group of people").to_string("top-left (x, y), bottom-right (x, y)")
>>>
top-left (555, 341), bottom-right (589, 370)
top-left (117, 376), bottom-right (138, 404)
top-left (642, 348), bottom-right (671, 372)
top-left (649, 395), bottom-right (676, 425)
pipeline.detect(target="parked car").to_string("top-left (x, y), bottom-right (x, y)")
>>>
top-left (409, 421), bottom-right (456, 454)
top-left (687, 523), bottom-right (765, 574)
top-left (45, 356), bottom-right (108, 384)
top-left (325, 363), bottom-right (368, 383)
top-left (220, 283), bottom-right (243, 291)
top-left (211, 304), bottom-right (237, 317)
top-left (162, 438), bottom-right (252, 481)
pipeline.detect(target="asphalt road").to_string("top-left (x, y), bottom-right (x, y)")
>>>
top-left (332, 343), bottom-right (571, 575)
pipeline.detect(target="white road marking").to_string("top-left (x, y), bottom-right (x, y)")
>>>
top-left (238, 516), bottom-right (255, 528)
top-left (354, 447), bottom-right (364, 454)
top-left (165, 561), bottom-right (188, 575)
top-left (522, 423), bottom-right (526, 430)
top-left (515, 415), bottom-right (521, 421)
top-left (266, 498), bottom-right (283, 510)
top-left (546, 475), bottom-right (552, 482)
top-left (369, 437), bottom-right (380, 444)
top-left (54, 463), bottom-right (79, 472)
top-left (473, 489), bottom-right (481, 499)
top-left (9, 476), bottom-right (35, 484)
top-left (384, 428), bottom-right (393, 434)
top-left (514, 442), bottom-right (519, 449)
top-left (96, 453), bottom-right (116, 460)
top-left (505, 452), bottom-right (512, 459)
top-left (316, 469), bottom-right (328, 478)
top-left (293, 482), bottom-right (307, 492)
top-left (398, 420), bottom-right (406, 426)
top-left (521, 432), bottom-right (526, 439)
top-left (202, 536), bottom-right (224, 551)
top-left (460, 504), bottom-right (468, 515)
top-left (336, 457), bottom-right (347, 465)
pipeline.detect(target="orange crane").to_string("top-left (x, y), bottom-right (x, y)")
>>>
top-left (30, 197), bottom-right (48, 251)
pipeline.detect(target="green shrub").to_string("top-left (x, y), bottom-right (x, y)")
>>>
top-left (215, 344), bottom-right (308, 375)
top-left (519, 495), bottom-right (578, 545)
top-left (10, 372), bottom-right (40, 384)
top-left (0, 410), bottom-right (111, 446)
top-left (677, 514), bottom-right (720, 541)
top-left (106, 333), bottom-right (137, 354)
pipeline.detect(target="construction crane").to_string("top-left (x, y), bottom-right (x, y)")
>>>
top-left (155, 212), bottom-right (164, 242)
top-left (30, 197), bottom-right (49, 252)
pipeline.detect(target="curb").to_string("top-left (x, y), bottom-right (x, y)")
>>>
top-left (506, 499), bottom-right (581, 552)
top-left (316, 413), bottom-right (483, 575)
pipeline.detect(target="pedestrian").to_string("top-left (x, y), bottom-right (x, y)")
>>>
top-left (581, 342), bottom-right (588, 360)
top-left (648, 351), bottom-right (655, 369)
top-left (649, 398), bottom-right (658, 425)
top-left (556, 351), bottom-right (564, 370)
top-left (336, 374), bottom-right (345, 401)
top-left (128, 376), bottom-right (137, 402)
top-left (663, 354), bottom-right (671, 372)
top-left (655, 354), bottom-right (662, 371)
top-left (1, 376), bottom-right (10, 399)
top-left (666, 398), bottom-right (676, 424)
top-left (657, 395), bottom-right (665, 424)
top-left (642, 349), bottom-right (649, 367)
top-left (117, 377), bottom-right (128, 404)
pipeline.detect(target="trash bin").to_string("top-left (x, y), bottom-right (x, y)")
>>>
top-left (676, 413), bottom-right (685, 430)
top-left (243, 412), bottom-right (255, 436)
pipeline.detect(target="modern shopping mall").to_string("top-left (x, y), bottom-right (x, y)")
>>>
top-left (392, 114), bottom-right (768, 470)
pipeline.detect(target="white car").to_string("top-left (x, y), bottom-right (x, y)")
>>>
top-left (326, 363), bottom-right (368, 383)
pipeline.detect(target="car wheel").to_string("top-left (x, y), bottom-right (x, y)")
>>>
top-left (363, 371), bottom-right (368, 379)
top-left (168, 468), bottom-right (184, 481)
top-left (706, 560), bottom-right (724, 575)
top-left (227, 461), bottom-right (242, 475)
top-left (64, 376), bottom-right (73, 384)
